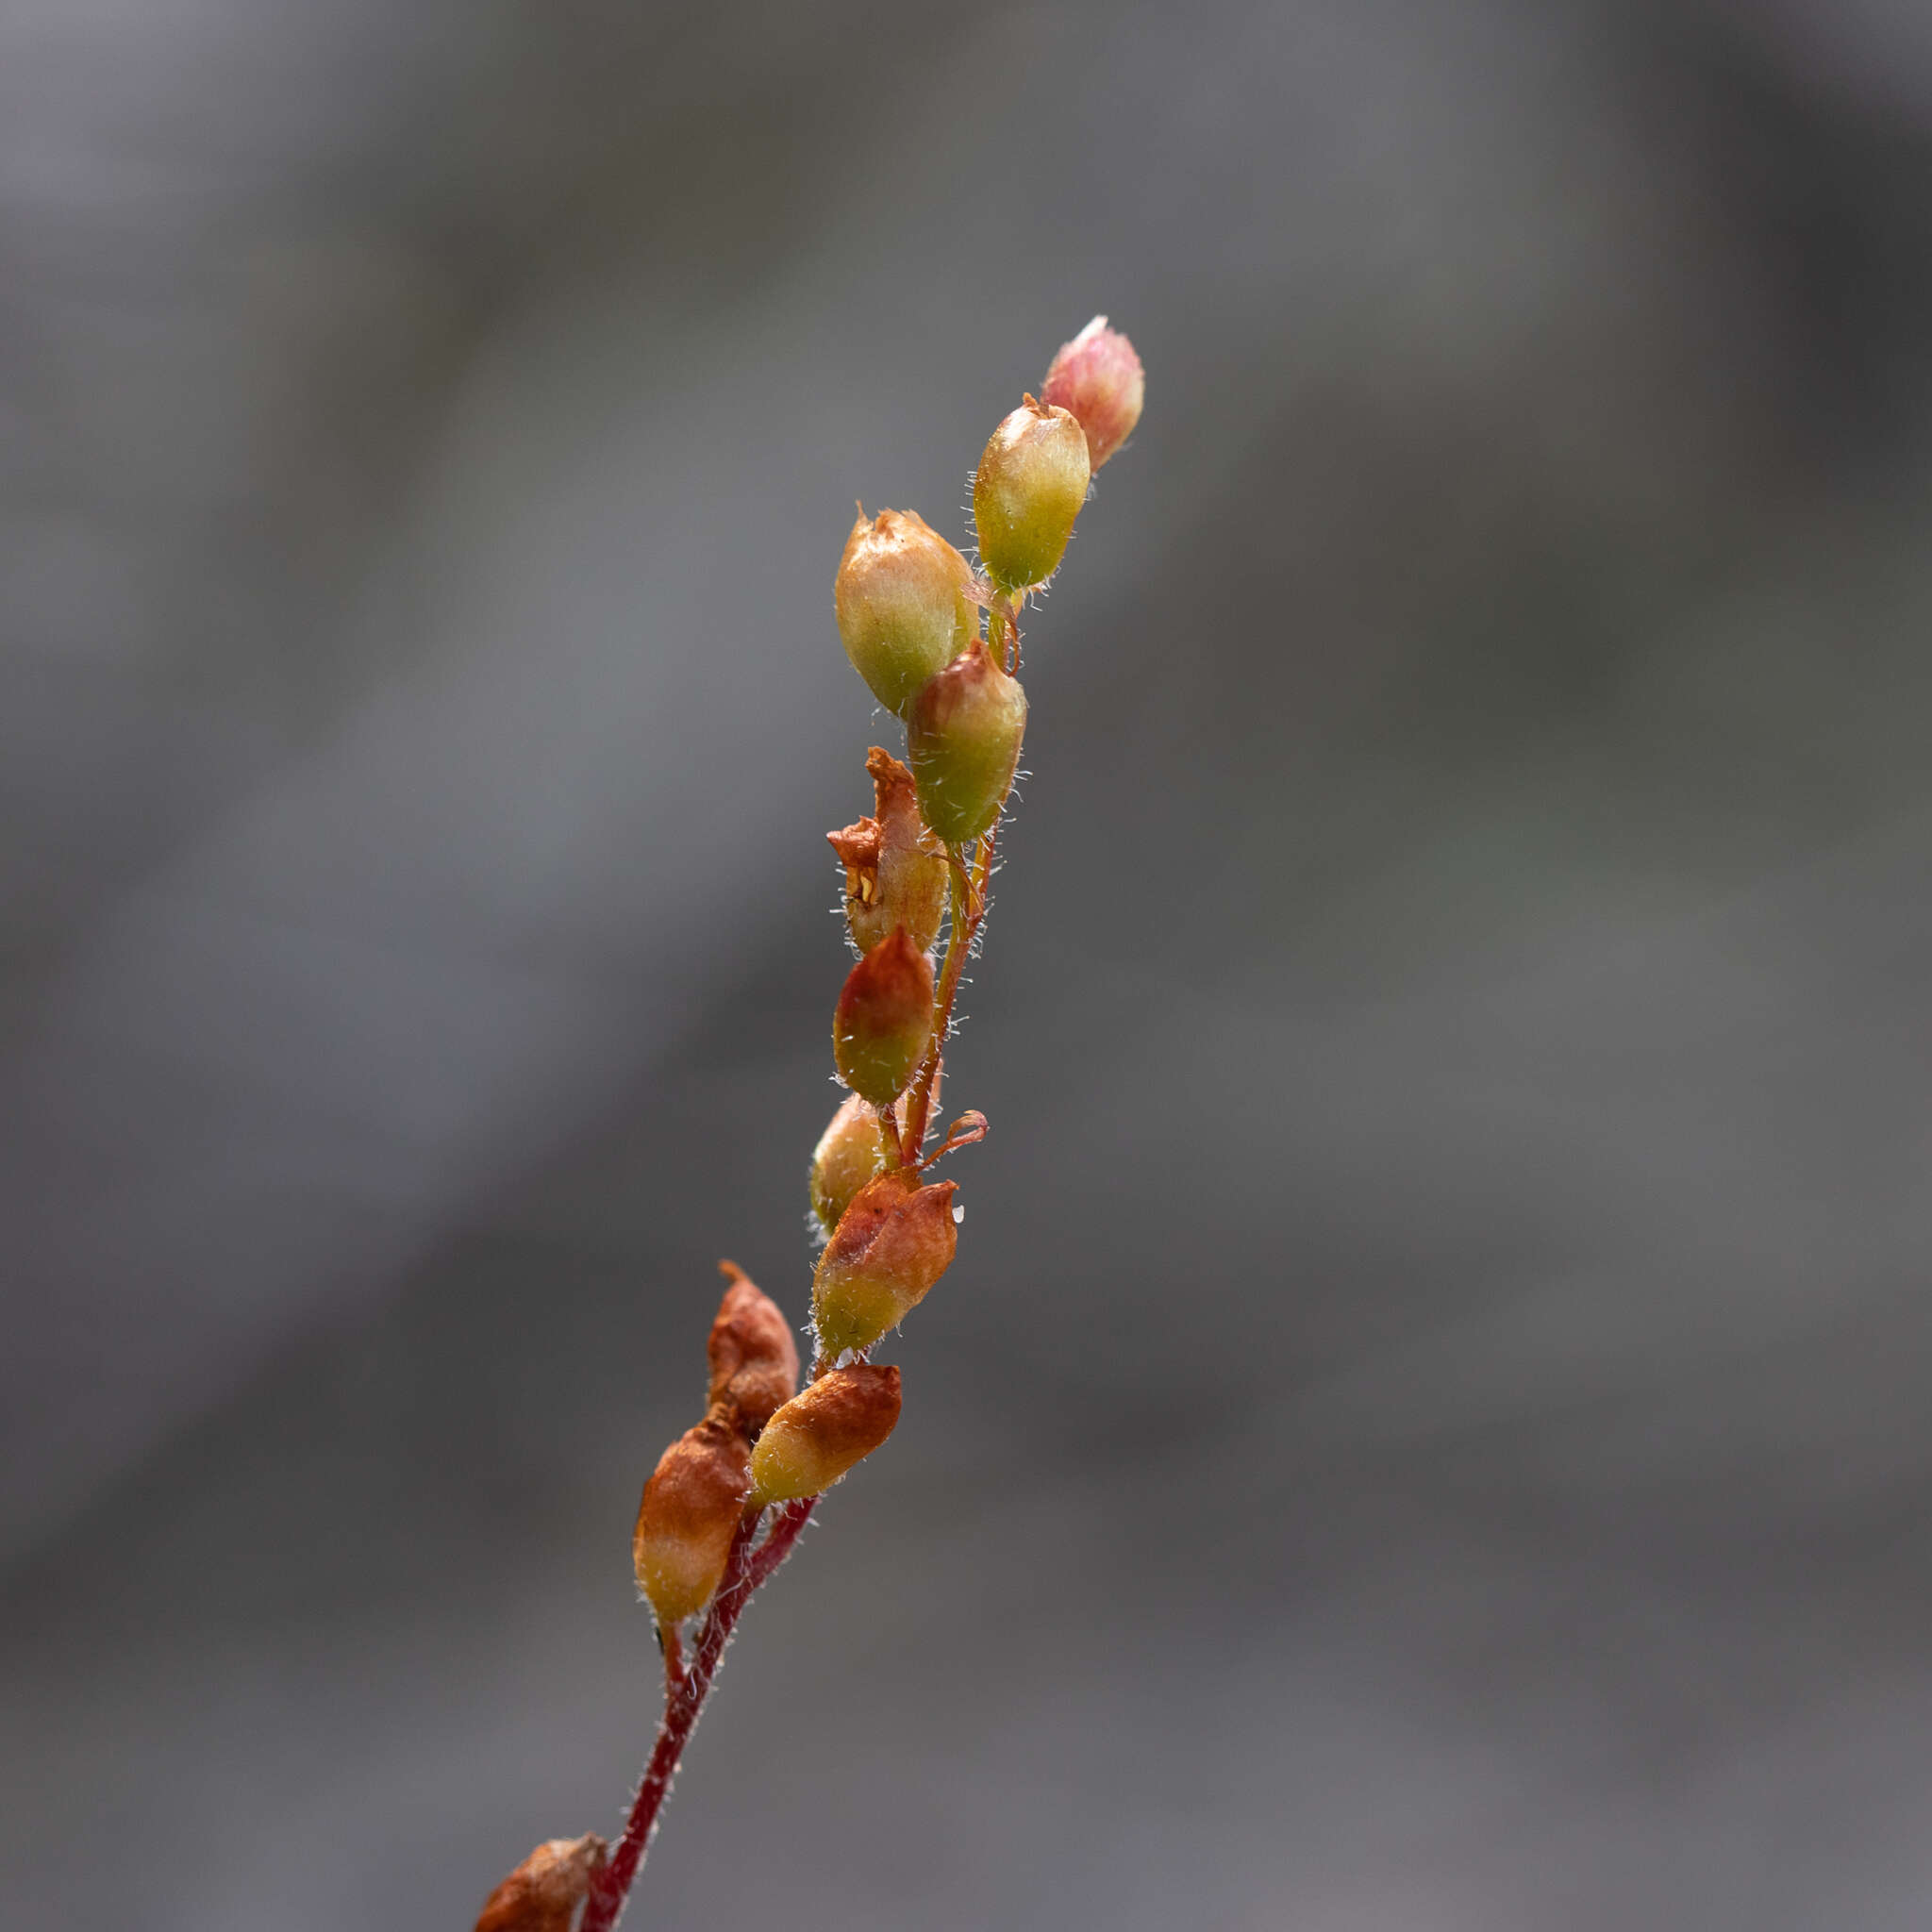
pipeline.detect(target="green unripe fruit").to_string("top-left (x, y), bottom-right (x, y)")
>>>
top-left (812, 1171), bottom-right (958, 1357)
top-left (907, 641), bottom-right (1027, 844)
top-left (973, 394), bottom-right (1090, 590)
top-left (748, 1363), bottom-right (902, 1507)
top-left (808, 1092), bottom-right (887, 1236)
top-left (834, 508), bottom-right (975, 715)
top-left (833, 927), bottom-right (934, 1106)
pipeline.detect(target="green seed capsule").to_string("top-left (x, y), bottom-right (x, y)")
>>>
top-left (748, 1363), bottom-right (903, 1507)
top-left (812, 1171), bottom-right (958, 1357)
top-left (833, 927), bottom-right (934, 1106)
top-left (907, 641), bottom-right (1027, 845)
top-left (808, 1092), bottom-right (887, 1236)
top-left (973, 394), bottom-right (1090, 591)
top-left (834, 508), bottom-right (975, 716)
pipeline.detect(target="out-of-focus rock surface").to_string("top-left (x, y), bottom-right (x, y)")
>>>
top-left (6, 3), bottom-right (1932, 1925)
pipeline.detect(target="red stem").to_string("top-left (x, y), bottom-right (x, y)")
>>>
top-left (579, 1499), bottom-right (818, 1932)
top-left (900, 593), bottom-right (1011, 1158)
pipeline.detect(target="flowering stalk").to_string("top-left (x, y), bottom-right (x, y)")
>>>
top-left (473, 318), bottom-right (1144, 1932)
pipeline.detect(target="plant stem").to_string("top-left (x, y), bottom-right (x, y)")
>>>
top-left (580, 1499), bottom-right (817, 1932)
top-left (900, 593), bottom-right (1011, 1159)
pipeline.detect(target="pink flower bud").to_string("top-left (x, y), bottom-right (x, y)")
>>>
top-left (973, 394), bottom-right (1090, 590)
top-left (826, 746), bottom-right (948, 956)
top-left (833, 926), bottom-right (935, 1106)
top-left (1040, 315), bottom-right (1144, 469)
top-left (906, 641), bottom-right (1026, 845)
top-left (631, 1415), bottom-right (751, 1625)
top-left (748, 1363), bottom-right (903, 1507)
top-left (834, 508), bottom-right (975, 716)
top-left (812, 1171), bottom-right (958, 1357)
top-left (475, 1834), bottom-right (607, 1932)
top-left (706, 1263), bottom-right (798, 1435)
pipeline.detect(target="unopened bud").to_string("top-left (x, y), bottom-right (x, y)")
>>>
top-left (475, 1834), bottom-right (606, 1932)
top-left (1041, 316), bottom-right (1144, 470)
top-left (808, 1091), bottom-right (886, 1236)
top-left (827, 746), bottom-right (949, 955)
top-left (812, 1171), bottom-right (958, 1357)
top-left (749, 1363), bottom-right (903, 1507)
top-left (834, 507), bottom-right (975, 716)
top-left (632, 1415), bottom-right (751, 1625)
top-left (707, 1263), bottom-right (798, 1434)
top-left (973, 394), bottom-right (1090, 590)
top-left (834, 927), bottom-right (934, 1106)
top-left (907, 641), bottom-right (1027, 844)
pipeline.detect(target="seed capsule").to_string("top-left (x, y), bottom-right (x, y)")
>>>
top-left (808, 1092), bottom-right (887, 1236)
top-left (475, 1834), bottom-right (607, 1932)
top-left (812, 1171), bottom-right (958, 1357)
top-left (973, 394), bottom-right (1090, 590)
top-left (707, 1263), bottom-right (798, 1434)
top-left (749, 1364), bottom-right (903, 1507)
top-left (907, 641), bottom-right (1027, 845)
top-left (1041, 315), bottom-right (1144, 469)
top-left (826, 746), bottom-right (949, 956)
top-left (834, 508), bottom-right (975, 715)
top-left (632, 1415), bottom-right (751, 1625)
top-left (833, 927), bottom-right (934, 1106)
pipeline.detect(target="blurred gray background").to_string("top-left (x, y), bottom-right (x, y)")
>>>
top-left (5, 1), bottom-right (1932, 1925)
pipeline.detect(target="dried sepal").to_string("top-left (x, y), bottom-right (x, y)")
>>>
top-left (475, 1834), bottom-right (607, 1932)
top-left (632, 1415), bottom-right (752, 1625)
top-left (834, 507), bottom-right (975, 715)
top-left (1041, 316), bottom-right (1144, 469)
top-left (707, 1263), bottom-right (798, 1433)
top-left (749, 1363), bottom-right (903, 1507)
top-left (973, 394), bottom-right (1090, 591)
top-left (812, 1170), bottom-right (958, 1357)
top-left (833, 927), bottom-right (935, 1106)
top-left (907, 641), bottom-right (1027, 845)
top-left (827, 747), bottom-right (948, 956)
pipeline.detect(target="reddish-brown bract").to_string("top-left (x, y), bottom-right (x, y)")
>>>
top-left (706, 1262), bottom-right (798, 1433)
top-left (811, 1170), bottom-right (958, 1357)
top-left (827, 746), bottom-right (949, 955)
top-left (475, 1834), bottom-right (606, 1932)
top-left (631, 1416), bottom-right (752, 1625)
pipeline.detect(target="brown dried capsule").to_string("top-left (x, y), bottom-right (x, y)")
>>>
top-left (907, 641), bottom-right (1027, 845)
top-left (834, 507), bottom-right (975, 716)
top-left (474, 1834), bottom-right (606, 1932)
top-left (749, 1363), bottom-right (903, 1507)
top-left (632, 1415), bottom-right (751, 1625)
top-left (707, 1262), bottom-right (798, 1434)
top-left (812, 1170), bottom-right (958, 1357)
top-left (973, 394), bottom-right (1090, 591)
top-left (833, 927), bottom-right (934, 1106)
top-left (1041, 315), bottom-right (1144, 469)
top-left (827, 746), bottom-right (948, 957)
